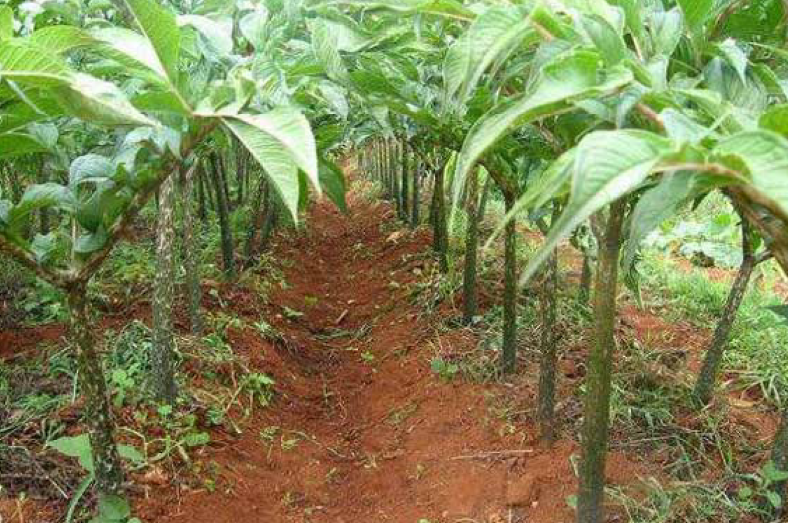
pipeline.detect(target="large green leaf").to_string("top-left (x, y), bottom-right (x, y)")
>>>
top-left (8, 183), bottom-right (77, 228)
top-left (239, 8), bottom-right (269, 50)
top-left (315, 0), bottom-right (475, 21)
top-left (121, 0), bottom-right (180, 85)
top-left (319, 157), bottom-right (347, 213)
top-left (223, 108), bottom-right (320, 220)
top-left (759, 104), bottom-right (788, 136)
top-left (443, 6), bottom-right (533, 108)
top-left (54, 73), bottom-right (156, 127)
top-left (0, 6), bottom-right (13, 40)
top-left (177, 15), bottom-right (233, 58)
top-left (485, 150), bottom-right (576, 249)
top-left (28, 26), bottom-right (94, 54)
top-left (677, 0), bottom-right (713, 37)
top-left (454, 50), bottom-right (633, 196)
top-left (0, 133), bottom-right (49, 158)
top-left (309, 19), bottom-right (350, 84)
top-left (623, 171), bottom-right (696, 269)
top-left (715, 131), bottom-right (788, 219)
top-left (0, 39), bottom-right (71, 87)
top-left (69, 154), bottom-right (114, 188)
top-left (519, 130), bottom-right (674, 285)
top-left (90, 27), bottom-right (170, 81)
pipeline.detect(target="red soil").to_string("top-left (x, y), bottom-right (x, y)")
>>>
top-left (123, 193), bottom-right (647, 523)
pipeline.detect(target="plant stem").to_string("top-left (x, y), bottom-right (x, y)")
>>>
top-left (67, 284), bottom-right (124, 497)
top-left (152, 173), bottom-right (178, 404)
top-left (577, 198), bottom-right (626, 523)
top-left (501, 190), bottom-right (518, 374)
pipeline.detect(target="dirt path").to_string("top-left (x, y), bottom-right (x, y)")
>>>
top-left (133, 186), bottom-right (600, 523)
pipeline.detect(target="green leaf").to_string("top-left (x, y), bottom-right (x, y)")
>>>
top-left (759, 104), bottom-right (788, 137)
top-left (74, 226), bottom-right (108, 254)
top-left (54, 73), bottom-right (157, 127)
top-left (520, 130), bottom-right (673, 285)
top-left (319, 157), bottom-right (347, 213)
top-left (29, 26), bottom-right (94, 54)
top-left (239, 8), bottom-right (269, 50)
top-left (713, 38), bottom-right (748, 84)
top-left (48, 434), bottom-right (94, 473)
top-left (582, 14), bottom-right (628, 66)
top-left (309, 19), bottom-right (350, 84)
top-left (763, 460), bottom-right (788, 482)
top-left (767, 490), bottom-right (783, 509)
top-left (443, 6), bottom-right (533, 108)
top-left (0, 133), bottom-right (49, 158)
top-left (661, 108), bottom-right (710, 143)
top-left (66, 476), bottom-right (94, 523)
top-left (314, 0), bottom-right (475, 21)
top-left (677, 0), bottom-right (713, 36)
top-left (121, 0), bottom-right (181, 85)
top-left (715, 131), bottom-right (788, 220)
top-left (31, 233), bottom-right (57, 263)
top-left (69, 154), bottom-right (114, 188)
top-left (650, 8), bottom-right (683, 56)
top-left (117, 444), bottom-right (144, 465)
top-left (454, 50), bottom-right (633, 199)
top-left (183, 432), bottom-right (210, 447)
top-left (177, 14), bottom-right (233, 58)
top-left (623, 171), bottom-right (696, 269)
top-left (0, 6), bottom-right (13, 40)
top-left (28, 122), bottom-right (59, 149)
top-left (96, 494), bottom-right (131, 521)
top-left (223, 108), bottom-right (319, 221)
top-left (0, 39), bottom-right (71, 87)
top-left (9, 183), bottom-right (77, 227)
top-left (90, 27), bottom-right (170, 83)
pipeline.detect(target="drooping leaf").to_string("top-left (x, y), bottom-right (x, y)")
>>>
top-left (443, 6), bottom-right (533, 108)
top-left (319, 157), bottom-right (347, 213)
top-left (0, 6), bottom-right (14, 40)
top-left (715, 131), bottom-right (788, 220)
top-left (314, 0), bottom-right (476, 21)
top-left (454, 50), bottom-right (633, 199)
top-left (239, 8), bottom-right (269, 50)
top-left (8, 183), bottom-right (77, 227)
top-left (177, 15), bottom-right (234, 58)
top-left (713, 38), bottom-right (749, 84)
top-left (74, 226), bottom-right (108, 254)
top-left (0, 39), bottom-right (71, 87)
top-left (31, 233), bottom-right (57, 264)
top-left (623, 171), bottom-right (697, 269)
top-left (121, 0), bottom-right (181, 85)
top-left (485, 149), bottom-right (576, 249)
top-left (223, 108), bottom-right (320, 220)
top-left (54, 73), bottom-right (157, 127)
top-left (309, 18), bottom-right (350, 84)
top-left (0, 133), bottom-right (49, 158)
top-left (29, 26), bottom-right (94, 54)
top-left (69, 154), bottom-right (113, 188)
top-left (759, 104), bottom-right (788, 137)
top-left (520, 130), bottom-right (674, 285)
top-left (677, 0), bottom-right (713, 37)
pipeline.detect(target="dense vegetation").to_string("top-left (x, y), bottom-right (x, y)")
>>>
top-left (3, 0), bottom-right (788, 522)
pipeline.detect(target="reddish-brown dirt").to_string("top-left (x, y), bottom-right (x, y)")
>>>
top-left (122, 191), bottom-right (646, 523)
